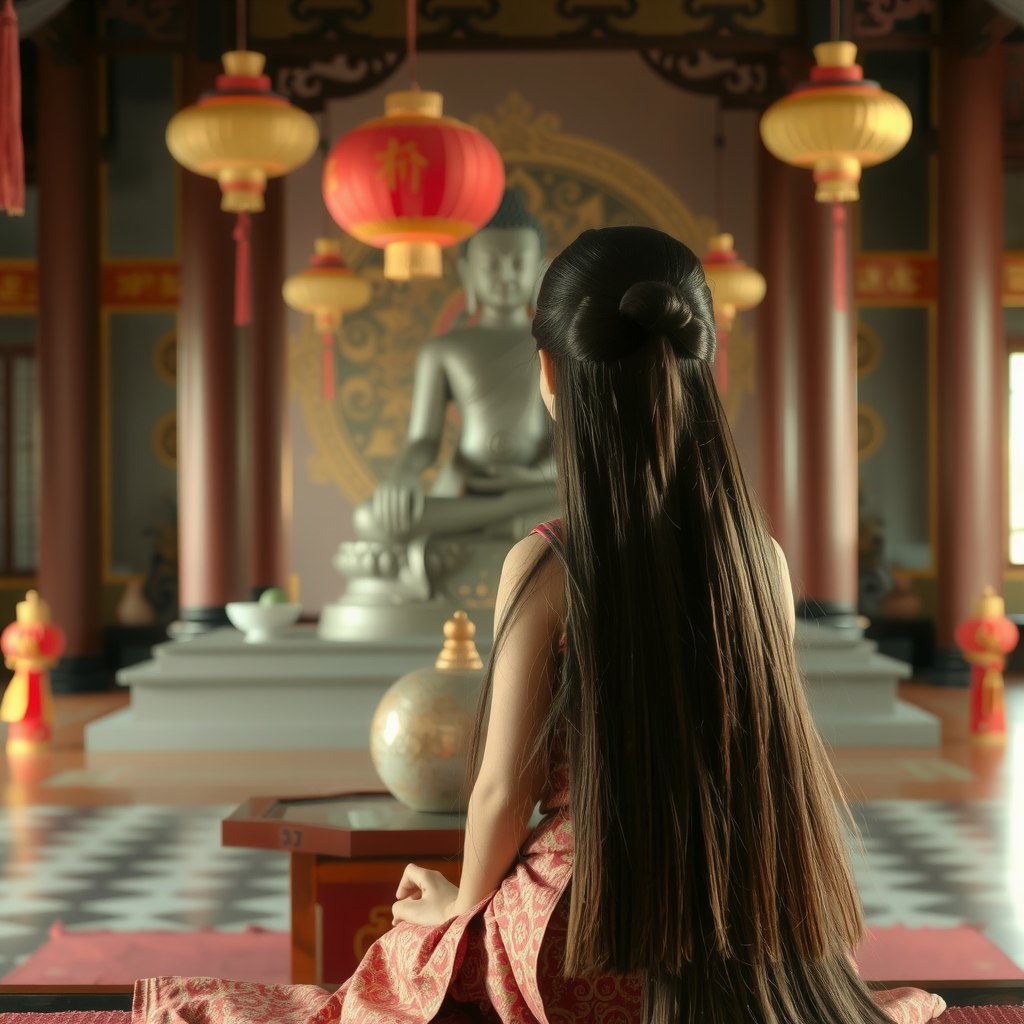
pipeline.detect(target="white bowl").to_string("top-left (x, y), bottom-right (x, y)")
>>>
top-left (225, 602), bottom-right (302, 642)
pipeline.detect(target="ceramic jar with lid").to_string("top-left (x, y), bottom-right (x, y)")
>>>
top-left (369, 611), bottom-right (486, 812)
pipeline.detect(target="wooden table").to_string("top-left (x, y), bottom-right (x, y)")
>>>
top-left (222, 790), bottom-right (464, 984)
top-left (221, 796), bottom-right (1024, 1000)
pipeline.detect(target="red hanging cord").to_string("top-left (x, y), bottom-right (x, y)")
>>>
top-left (713, 103), bottom-right (724, 227)
top-left (229, 0), bottom-right (251, 328)
top-left (832, 202), bottom-right (847, 314)
top-left (233, 212), bottom-right (252, 327)
top-left (712, 103), bottom-right (729, 395)
top-left (406, 0), bottom-right (417, 88)
top-left (0, 0), bottom-right (24, 217)
top-left (828, 0), bottom-right (847, 314)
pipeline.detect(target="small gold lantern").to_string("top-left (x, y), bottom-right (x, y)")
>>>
top-left (283, 239), bottom-right (373, 401)
top-left (701, 233), bottom-right (766, 393)
top-left (759, 41), bottom-right (912, 203)
top-left (701, 233), bottom-right (766, 331)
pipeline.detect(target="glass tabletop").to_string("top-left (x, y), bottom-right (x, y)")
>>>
top-left (266, 793), bottom-right (466, 832)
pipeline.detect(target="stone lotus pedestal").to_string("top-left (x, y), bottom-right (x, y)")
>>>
top-left (319, 502), bottom-right (559, 643)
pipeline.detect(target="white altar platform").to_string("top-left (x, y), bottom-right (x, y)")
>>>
top-left (85, 626), bottom-right (490, 753)
top-left (84, 619), bottom-right (940, 752)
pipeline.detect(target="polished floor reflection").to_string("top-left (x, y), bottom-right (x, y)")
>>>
top-left (0, 682), bottom-right (1020, 976)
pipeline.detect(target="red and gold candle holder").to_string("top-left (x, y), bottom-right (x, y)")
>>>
top-left (0, 590), bottom-right (65, 754)
top-left (954, 586), bottom-right (1019, 745)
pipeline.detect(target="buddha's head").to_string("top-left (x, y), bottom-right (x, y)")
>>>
top-left (459, 189), bottom-right (546, 317)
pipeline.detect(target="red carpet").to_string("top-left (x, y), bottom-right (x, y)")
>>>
top-left (857, 926), bottom-right (1024, 982)
top-left (0, 923), bottom-right (1020, 986)
top-left (0, 1007), bottom-right (1022, 1024)
top-left (0, 923), bottom-right (289, 985)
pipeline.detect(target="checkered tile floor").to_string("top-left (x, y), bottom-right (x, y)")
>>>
top-left (0, 801), bottom-right (1020, 975)
top-left (850, 801), bottom-right (1024, 970)
top-left (0, 806), bottom-right (288, 974)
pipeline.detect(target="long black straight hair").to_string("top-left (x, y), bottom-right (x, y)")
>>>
top-left (471, 226), bottom-right (888, 1024)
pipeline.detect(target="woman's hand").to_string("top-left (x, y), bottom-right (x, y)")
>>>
top-left (391, 864), bottom-right (459, 928)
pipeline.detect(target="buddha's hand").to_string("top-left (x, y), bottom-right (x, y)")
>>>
top-left (372, 474), bottom-right (426, 536)
top-left (392, 863), bottom-right (459, 928)
top-left (468, 464), bottom-right (551, 494)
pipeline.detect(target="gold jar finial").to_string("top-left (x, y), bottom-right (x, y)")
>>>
top-left (436, 611), bottom-right (483, 671)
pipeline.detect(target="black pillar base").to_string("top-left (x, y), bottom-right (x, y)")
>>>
top-left (795, 599), bottom-right (861, 631)
top-left (167, 605), bottom-right (230, 641)
top-left (49, 654), bottom-right (115, 695)
top-left (929, 646), bottom-right (972, 687)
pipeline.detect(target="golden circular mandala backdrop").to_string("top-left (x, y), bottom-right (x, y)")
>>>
top-left (293, 92), bottom-right (746, 503)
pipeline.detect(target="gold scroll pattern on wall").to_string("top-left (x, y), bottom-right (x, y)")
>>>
top-left (292, 92), bottom-right (754, 503)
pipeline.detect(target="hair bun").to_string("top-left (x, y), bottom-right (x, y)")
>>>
top-left (618, 280), bottom-right (709, 360)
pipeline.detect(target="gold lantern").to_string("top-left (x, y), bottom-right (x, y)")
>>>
top-left (701, 233), bottom-right (765, 393)
top-left (759, 41), bottom-right (912, 203)
top-left (166, 51), bottom-right (318, 213)
top-left (701, 233), bottom-right (766, 331)
top-left (283, 238), bottom-right (373, 401)
top-left (166, 50), bottom-right (319, 326)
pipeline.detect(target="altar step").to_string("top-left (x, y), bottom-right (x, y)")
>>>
top-left (796, 619), bottom-right (940, 747)
top-left (84, 620), bottom-right (940, 752)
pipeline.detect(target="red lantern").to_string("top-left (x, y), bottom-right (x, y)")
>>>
top-left (954, 586), bottom-right (1019, 744)
top-left (0, 591), bottom-right (66, 753)
top-left (322, 90), bottom-right (505, 281)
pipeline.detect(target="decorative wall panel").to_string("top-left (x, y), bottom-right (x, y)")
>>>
top-left (251, 0), bottom-right (799, 43)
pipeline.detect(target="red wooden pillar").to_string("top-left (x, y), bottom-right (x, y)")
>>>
top-left (935, 32), bottom-right (1004, 677)
top-left (37, 41), bottom-right (109, 691)
top-left (794, 178), bottom-right (858, 619)
top-left (756, 140), bottom-right (796, 559)
top-left (249, 179), bottom-right (287, 595)
top-left (176, 57), bottom-right (243, 630)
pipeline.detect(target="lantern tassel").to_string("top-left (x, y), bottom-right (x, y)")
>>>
top-left (321, 330), bottom-right (335, 401)
top-left (0, 0), bottom-right (24, 217)
top-left (233, 211), bottom-right (252, 327)
top-left (831, 201), bottom-right (847, 314)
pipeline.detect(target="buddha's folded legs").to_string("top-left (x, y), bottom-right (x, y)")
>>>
top-left (353, 485), bottom-right (557, 543)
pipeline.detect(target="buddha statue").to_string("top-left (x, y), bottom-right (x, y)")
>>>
top-left (320, 191), bottom-right (560, 641)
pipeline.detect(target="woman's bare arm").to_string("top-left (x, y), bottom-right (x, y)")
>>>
top-left (448, 533), bottom-right (564, 915)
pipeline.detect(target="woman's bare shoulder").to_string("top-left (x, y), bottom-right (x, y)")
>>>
top-left (495, 533), bottom-right (565, 626)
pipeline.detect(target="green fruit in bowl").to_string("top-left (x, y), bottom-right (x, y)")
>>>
top-left (258, 587), bottom-right (289, 607)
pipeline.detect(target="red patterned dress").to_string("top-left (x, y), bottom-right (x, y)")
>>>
top-left (134, 521), bottom-right (943, 1024)
top-left (137, 730), bottom-right (641, 1024)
